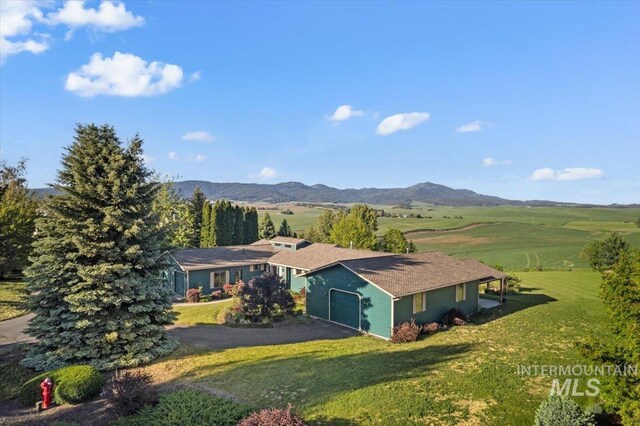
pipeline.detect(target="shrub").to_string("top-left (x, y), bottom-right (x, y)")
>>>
top-left (293, 287), bottom-right (306, 303)
top-left (186, 288), bottom-right (200, 303)
top-left (223, 283), bottom-right (235, 296)
top-left (421, 322), bottom-right (440, 335)
top-left (238, 404), bottom-right (307, 426)
top-left (234, 273), bottom-right (295, 322)
top-left (440, 308), bottom-right (468, 327)
top-left (107, 371), bottom-right (157, 416)
top-left (391, 320), bottom-right (420, 343)
top-left (534, 395), bottom-right (595, 426)
top-left (18, 365), bottom-right (104, 406)
top-left (212, 290), bottom-right (223, 300)
top-left (114, 389), bottom-right (251, 426)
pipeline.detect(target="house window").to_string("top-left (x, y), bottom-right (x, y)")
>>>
top-left (294, 269), bottom-right (304, 276)
top-left (234, 270), bottom-right (242, 283)
top-left (250, 264), bottom-right (266, 272)
top-left (413, 292), bottom-right (426, 314)
top-left (274, 243), bottom-right (282, 247)
top-left (456, 283), bottom-right (466, 302)
top-left (277, 266), bottom-right (286, 278)
top-left (210, 271), bottom-right (229, 287)
top-left (284, 244), bottom-right (292, 248)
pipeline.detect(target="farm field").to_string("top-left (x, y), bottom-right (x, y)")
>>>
top-left (140, 270), bottom-right (607, 425)
top-left (255, 204), bottom-right (640, 270)
top-left (0, 281), bottom-right (28, 322)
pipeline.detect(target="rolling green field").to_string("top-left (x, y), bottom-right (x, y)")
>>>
top-left (142, 270), bottom-right (607, 425)
top-left (257, 204), bottom-right (640, 270)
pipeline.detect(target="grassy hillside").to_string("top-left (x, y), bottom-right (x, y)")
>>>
top-left (143, 271), bottom-right (606, 425)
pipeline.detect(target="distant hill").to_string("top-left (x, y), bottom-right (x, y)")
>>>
top-left (32, 180), bottom-right (636, 207)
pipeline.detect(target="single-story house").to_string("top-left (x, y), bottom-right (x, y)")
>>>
top-left (163, 237), bottom-right (507, 340)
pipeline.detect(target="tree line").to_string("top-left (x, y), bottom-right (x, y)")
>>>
top-left (200, 200), bottom-right (259, 247)
top-left (299, 205), bottom-right (417, 254)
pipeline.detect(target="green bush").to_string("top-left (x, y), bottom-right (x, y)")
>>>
top-left (18, 365), bottom-right (104, 406)
top-left (534, 395), bottom-right (595, 426)
top-left (115, 389), bottom-right (251, 426)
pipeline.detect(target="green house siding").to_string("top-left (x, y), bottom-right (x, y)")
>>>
top-left (188, 266), bottom-right (264, 295)
top-left (394, 280), bottom-right (479, 325)
top-left (306, 265), bottom-right (393, 339)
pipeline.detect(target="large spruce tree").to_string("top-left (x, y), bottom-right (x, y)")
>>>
top-left (23, 124), bottom-right (177, 371)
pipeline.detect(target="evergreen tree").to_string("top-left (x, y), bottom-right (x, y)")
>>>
top-left (23, 124), bottom-right (177, 371)
top-left (277, 219), bottom-right (293, 237)
top-left (188, 187), bottom-right (207, 247)
top-left (259, 212), bottom-right (276, 239)
top-left (578, 250), bottom-right (640, 424)
top-left (232, 205), bottom-right (244, 245)
top-left (223, 201), bottom-right (234, 245)
top-left (317, 209), bottom-right (337, 242)
top-left (201, 202), bottom-right (212, 247)
top-left (0, 160), bottom-right (38, 278)
top-left (152, 180), bottom-right (194, 249)
top-left (243, 207), bottom-right (259, 244)
top-left (302, 225), bottom-right (322, 242)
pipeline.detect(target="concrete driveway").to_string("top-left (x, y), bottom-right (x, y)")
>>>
top-left (169, 319), bottom-right (358, 350)
top-left (0, 314), bottom-right (34, 349)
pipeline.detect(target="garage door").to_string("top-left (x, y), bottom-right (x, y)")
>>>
top-left (330, 290), bottom-right (360, 330)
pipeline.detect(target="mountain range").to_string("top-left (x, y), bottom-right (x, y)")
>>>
top-left (32, 180), bottom-right (633, 207)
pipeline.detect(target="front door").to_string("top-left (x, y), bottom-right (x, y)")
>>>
top-left (330, 290), bottom-right (360, 330)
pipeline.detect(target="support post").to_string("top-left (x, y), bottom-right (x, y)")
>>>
top-left (500, 278), bottom-right (506, 303)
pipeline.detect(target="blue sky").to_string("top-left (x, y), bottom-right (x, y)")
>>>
top-left (1, 1), bottom-right (638, 204)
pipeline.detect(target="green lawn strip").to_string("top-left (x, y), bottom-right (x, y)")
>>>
top-left (0, 345), bottom-right (35, 402)
top-left (0, 281), bottom-right (28, 321)
top-left (173, 300), bottom-right (234, 326)
top-left (143, 271), bottom-right (606, 425)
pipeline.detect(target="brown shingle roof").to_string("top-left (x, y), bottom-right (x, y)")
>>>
top-left (270, 236), bottom-right (308, 245)
top-left (338, 252), bottom-right (507, 297)
top-left (170, 245), bottom-right (274, 271)
top-left (268, 243), bottom-right (389, 271)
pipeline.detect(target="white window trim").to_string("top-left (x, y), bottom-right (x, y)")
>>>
top-left (412, 292), bottom-right (427, 314)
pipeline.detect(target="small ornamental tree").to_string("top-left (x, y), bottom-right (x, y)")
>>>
top-left (377, 228), bottom-right (416, 254)
top-left (534, 395), bottom-right (595, 426)
top-left (580, 232), bottom-right (630, 273)
top-left (259, 212), bottom-right (276, 239)
top-left (23, 124), bottom-right (177, 371)
top-left (235, 272), bottom-right (295, 322)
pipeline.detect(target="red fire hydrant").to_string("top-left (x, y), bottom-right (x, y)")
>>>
top-left (40, 377), bottom-right (53, 409)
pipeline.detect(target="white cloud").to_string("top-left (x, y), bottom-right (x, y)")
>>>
top-left (65, 52), bottom-right (184, 97)
top-left (259, 167), bottom-right (277, 179)
top-left (1, 1), bottom-right (144, 63)
top-left (0, 1), bottom-right (48, 63)
top-left (168, 152), bottom-right (178, 160)
top-left (47, 1), bottom-right (144, 39)
top-left (139, 154), bottom-right (154, 164)
top-left (530, 167), bottom-right (604, 181)
top-left (456, 120), bottom-right (483, 133)
top-left (329, 105), bottom-right (364, 122)
top-left (482, 157), bottom-right (497, 167)
top-left (482, 157), bottom-right (511, 167)
top-left (181, 131), bottom-right (214, 142)
top-left (189, 71), bottom-right (201, 82)
top-left (377, 112), bottom-right (430, 136)
top-left (194, 154), bottom-right (206, 162)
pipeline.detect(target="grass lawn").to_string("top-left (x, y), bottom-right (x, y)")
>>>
top-left (173, 300), bottom-right (234, 326)
top-left (142, 270), bottom-right (607, 425)
top-left (0, 281), bottom-right (28, 322)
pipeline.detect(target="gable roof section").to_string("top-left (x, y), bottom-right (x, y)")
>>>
top-left (270, 236), bottom-right (308, 245)
top-left (170, 245), bottom-right (275, 271)
top-left (328, 252), bottom-right (507, 297)
top-left (268, 242), bottom-right (389, 271)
